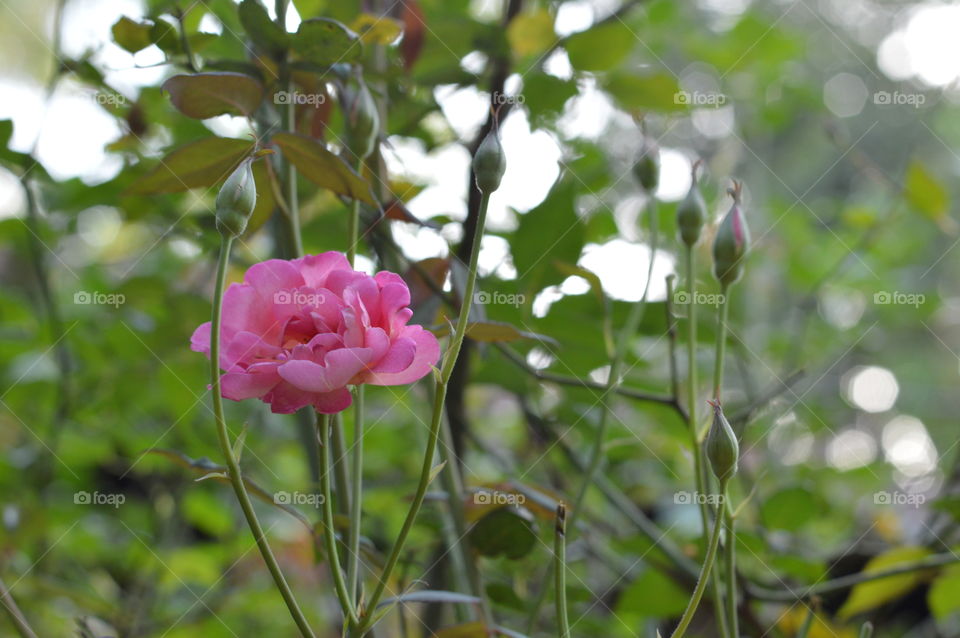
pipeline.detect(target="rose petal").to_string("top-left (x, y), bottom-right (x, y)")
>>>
top-left (221, 367), bottom-right (281, 400)
top-left (244, 259), bottom-right (305, 299)
top-left (366, 326), bottom-right (439, 386)
top-left (313, 388), bottom-right (353, 414)
top-left (294, 252), bottom-right (351, 288)
top-left (370, 337), bottom-right (416, 374)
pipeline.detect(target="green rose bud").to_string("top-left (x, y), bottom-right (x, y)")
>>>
top-left (712, 181), bottom-right (750, 288)
top-left (215, 158), bottom-right (257, 238)
top-left (633, 137), bottom-right (660, 192)
top-left (677, 160), bottom-right (707, 247)
top-left (473, 127), bottom-right (506, 194)
top-left (705, 399), bottom-right (739, 483)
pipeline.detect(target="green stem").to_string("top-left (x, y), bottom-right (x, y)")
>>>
top-left (210, 236), bottom-right (316, 638)
top-left (355, 191), bottom-right (492, 635)
top-left (318, 412), bottom-right (360, 626)
top-left (686, 246), bottom-right (729, 638)
top-left (347, 159), bottom-right (363, 267)
top-left (280, 74), bottom-right (303, 257)
top-left (347, 387), bottom-right (364, 607)
top-left (712, 287), bottom-right (730, 400)
top-left (724, 499), bottom-right (738, 637)
top-left (0, 576), bottom-right (38, 638)
top-left (555, 504), bottom-right (570, 638)
top-left (331, 416), bottom-right (351, 516)
top-left (669, 480), bottom-right (727, 638)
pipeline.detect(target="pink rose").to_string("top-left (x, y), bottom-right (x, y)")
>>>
top-left (191, 252), bottom-right (441, 414)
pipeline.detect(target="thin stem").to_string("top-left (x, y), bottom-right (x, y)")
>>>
top-left (331, 416), bottom-right (351, 516)
top-left (686, 246), bottom-right (728, 638)
top-left (347, 388), bottom-right (364, 607)
top-left (712, 287), bottom-right (730, 400)
top-left (355, 191), bottom-right (493, 635)
top-left (347, 158), bottom-right (364, 266)
top-left (723, 498), bottom-right (738, 637)
top-left (0, 576), bottom-right (38, 638)
top-left (210, 236), bottom-right (316, 638)
top-left (280, 75), bottom-right (303, 257)
top-left (669, 481), bottom-right (727, 638)
top-left (318, 412), bottom-right (360, 625)
top-left (554, 504), bottom-right (570, 638)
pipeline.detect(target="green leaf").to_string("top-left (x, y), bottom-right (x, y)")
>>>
top-left (149, 18), bottom-right (181, 55)
top-left (272, 132), bottom-right (375, 203)
top-left (239, 0), bottom-right (289, 57)
top-left (522, 73), bottom-right (576, 125)
top-left (564, 22), bottom-right (635, 72)
top-left (350, 13), bottom-right (403, 45)
top-left (162, 72), bottom-right (264, 119)
top-left (928, 563), bottom-right (960, 621)
top-left (431, 320), bottom-right (553, 344)
top-left (616, 567), bottom-right (688, 617)
top-left (182, 489), bottom-right (234, 537)
top-left (602, 72), bottom-right (683, 113)
top-left (905, 160), bottom-right (955, 232)
top-left (486, 583), bottom-right (525, 611)
top-left (761, 486), bottom-right (819, 532)
top-left (512, 182), bottom-right (585, 290)
top-left (293, 18), bottom-right (361, 65)
top-left (111, 16), bottom-right (154, 54)
top-left (506, 9), bottom-right (556, 58)
top-left (469, 507), bottom-right (536, 560)
top-left (838, 546), bottom-right (934, 620)
top-left (125, 137), bottom-right (253, 195)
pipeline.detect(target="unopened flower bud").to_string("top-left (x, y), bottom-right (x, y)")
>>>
top-left (706, 399), bottom-right (739, 483)
top-left (343, 79), bottom-right (380, 160)
top-left (677, 161), bottom-right (707, 247)
top-left (473, 127), bottom-right (506, 194)
top-left (712, 181), bottom-right (750, 288)
top-left (216, 159), bottom-right (257, 237)
top-left (633, 137), bottom-right (660, 192)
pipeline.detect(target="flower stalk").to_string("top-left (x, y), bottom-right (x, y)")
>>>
top-left (554, 503), bottom-right (570, 638)
top-left (210, 235), bottom-right (316, 638)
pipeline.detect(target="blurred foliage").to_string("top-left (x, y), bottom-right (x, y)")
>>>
top-left (2, 0), bottom-right (960, 636)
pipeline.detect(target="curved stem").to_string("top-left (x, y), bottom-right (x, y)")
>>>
top-left (210, 236), bottom-right (316, 638)
top-left (0, 576), bottom-right (38, 638)
top-left (355, 191), bottom-right (492, 635)
top-left (712, 287), bottom-right (730, 400)
top-left (347, 388), bottom-right (364, 607)
top-left (670, 481), bottom-right (727, 638)
top-left (724, 499), bottom-right (738, 637)
top-left (686, 246), bottom-right (728, 638)
top-left (554, 504), bottom-right (570, 638)
top-left (318, 412), bottom-right (360, 625)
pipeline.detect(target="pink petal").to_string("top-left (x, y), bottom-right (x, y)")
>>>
top-left (370, 337), bottom-right (416, 374)
top-left (365, 326), bottom-right (439, 386)
top-left (244, 259), bottom-right (305, 298)
top-left (221, 367), bottom-right (281, 401)
top-left (313, 388), bottom-right (353, 414)
top-left (222, 331), bottom-right (281, 371)
top-left (190, 322), bottom-right (211, 355)
top-left (277, 347), bottom-right (371, 393)
top-left (294, 252), bottom-right (351, 288)
top-left (264, 381), bottom-right (314, 414)
top-left (364, 327), bottom-right (390, 362)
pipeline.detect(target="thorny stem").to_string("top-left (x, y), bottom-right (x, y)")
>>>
top-left (210, 236), bottom-right (317, 638)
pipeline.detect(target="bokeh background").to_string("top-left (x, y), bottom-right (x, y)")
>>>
top-left (2, 0), bottom-right (960, 636)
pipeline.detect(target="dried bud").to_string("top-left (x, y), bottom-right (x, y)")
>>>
top-left (215, 159), bottom-right (257, 238)
top-left (473, 127), bottom-right (506, 194)
top-left (343, 79), bottom-right (380, 160)
top-left (705, 399), bottom-right (739, 483)
top-left (712, 181), bottom-right (750, 288)
top-left (633, 137), bottom-right (660, 192)
top-left (677, 161), bottom-right (707, 247)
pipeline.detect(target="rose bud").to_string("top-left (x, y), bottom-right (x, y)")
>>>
top-left (473, 127), bottom-right (506, 194)
top-left (632, 137), bottom-right (660, 193)
top-left (343, 78), bottom-right (380, 160)
top-left (677, 160), bottom-right (707, 247)
top-left (712, 180), bottom-right (750, 288)
top-left (705, 399), bottom-right (739, 483)
top-left (216, 158), bottom-right (257, 238)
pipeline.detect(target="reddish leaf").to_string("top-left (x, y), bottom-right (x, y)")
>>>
top-left (162, 72), bottom-right (264, 119)
top-left (399, 0), bottom-right (425, 72)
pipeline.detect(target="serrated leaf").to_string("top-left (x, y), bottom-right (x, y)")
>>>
top-left (838, 546), bottom-right (934, 620)
top-left (125, 137), bottom-right (253, 195)
top-left (272, 132), bottom-right (375, 203)
top-left (294, 18), bottom-right (361, 65)
top-left (112, 17), bottom-right (154, 54)
top-left (162, 72), bottom-right (265, 119)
